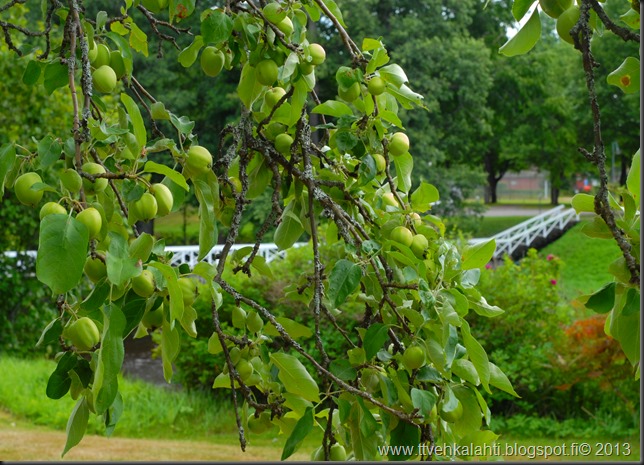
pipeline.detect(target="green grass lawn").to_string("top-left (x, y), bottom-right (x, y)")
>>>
top-left (540, 220), bottom-right (622, 302)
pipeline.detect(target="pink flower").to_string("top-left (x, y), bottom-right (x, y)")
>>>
top-left (485, 264), bottom-right (492, 269)
top-left (550, 279), bottom-right (557, 285)
top-left (547, 254), bottom-right (555, 261)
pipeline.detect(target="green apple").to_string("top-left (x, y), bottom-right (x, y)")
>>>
top-left (264, 122), bottom-right (287, 141)
top-left (60, 168), bottom-right (83, 193)
top-left (556, 6), bottom-right (580, 45)
top-left (142, 306), bottom-right (164, 328)
top-left (401, 345), bottom-right (425, 370)
top-left (88, 41), bottom-right (98, 63)
top-left (14, 172), bottom-right (43, 207)
top-left (338, 82), bottom-right (361, 102)
top-left (84, 256), bottom-right (107, 283)
top-left (200, 46), bottom-right (225, 77)
top-left (409, 212), bottom-right (422, 226)
top-left (132, 269), bottom-right (156, 298)
top-left (391, 226), bottom-right (413, 248)
top-left (64, 317), bottom-right (100, 351)
top-left (236, 359), bottom-right (253, 381)
top-left (389, 132), bottom-right (409, 156)
top-left (178, 277), bottom-right (198, 306)
top-left (109, 50), bottom-right (126, 79)
top-left (382, 192), bottom-right (399, 208)
top-left (367, 76), bottom-right (386, 95)
top-left (77, 207), bottom-right (102, 239)
top-left (256, 59), bottom-right (279, 86)
top-left (372, 153), bottom-right (386, 173)
top-left (133, 193), bottom-right (158, 221)
top-left (539, 0), bottom-right (573, 18)
top-left (299, 61), bottom-right (315, 75)
top-left (410, 234), bottom-right (429, 258)
top-left (91, 43), bottom-right (110, 68)
top-left (263, 2), bottom-right (287, 24)
top-left (277, 16), bottom-right (294, 36)
top-left (82, 162), bottom-right (108, 194)
top-left (308, 43), bottom-right (326, 65)
top-left (247, 412), bottom-right (273, 434)
top-left (185, 145), bottom-right (213, 174)
top-left (39, 202), bottom-right (66, 220)
top-left (330, 444), bottom-right (347, 461)
top-left (264, 86), bottom-right (286, 109)
top-left (440, 399), bottom-right (463, 423)
top-left (92, 65), bottom-right (117, 93)
top-left (150, 183), bottom-right (173, 217)
top-left (274, 133), bottom-right (293, 155)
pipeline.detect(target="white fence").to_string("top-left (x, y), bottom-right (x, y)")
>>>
top-left (3, 206), bottom-right (578, 267)
top-left (468, 205), bottom-right (579, 260)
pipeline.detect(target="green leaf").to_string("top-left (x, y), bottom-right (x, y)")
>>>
top-left (106, 233), bottom-right (142, 287)
top-left (280, 407), bottom-right (314, 461)
top-left (388, 420), bottom-right (419, 461)
top-left (379, 64), bottom-right (408, 87)
top-left (392, 152), bottom-right (413, 193)
top-left (329, 359), bottom-right (357, 381)
top-left (327, 259), bottom-right (362, 308)
top-left (620, 8), bottom-right (640, 29)
top-left (363, 323), bottom-right (390, 360)
top-left (169, 114), bottom-right (195, 135)
top-left (270, 352), bottom-right (320, 402)
top-left (104, 392), bottom-right (123, 437)
top-left (264, 317), bottom-right (312, 339)
top-left (43, 60), bottom-right (68, 95)
top-left (207, 332), bottom-right (223, 354)
top-left (36, 215), bottom-right (89, 295)
top-left (273, 204), bottom-right (304, 250)
top-left (128, 22), bottom-right (148, 56)
top-left (201, 9), bottom-right (233, 45)
top-left (143, 161), bottom-right (189, 191)
top-left (46, 352), bottom-right (77, 399)
top-left (148, 262), bottom-right (183, 322)
top-left (585, 282), bottom-right (616, 314)
top-left (312, 100), bottom-right (353, 118)
top-left (178, 35), bottom-right (204, 68)
top-left (461, 239), bottom-right (496, 270)
top-left (469, 296), bottom-right (504, 318)
top-left (128, 233), bottom-right (154, 262)
top-left (571, 193), bottom-right (595, 213)
top-left (237, 62), bottom-right (263, 109)
top-left (120, 93), bottom-right (147, 151)
top-left (61, 397), bottom-right (90, 457)
top-left (94, 305), bottom-right (126, 414)
top-left (161, 320), bottom-right (181, 383)
top-left (410, 182), bottom-right (439, 212)
top-left (37, 135), bottom-right (62, 168)
top-left (22, 59), bottom-right (42, 85)
top-left (452, 358), bottom-right (480, 386)
top-left (461, 321), bottom-right (490, 392)
top-left (512, 0), bottom-right (536, 21)
top-left (607, 57), bottom-right (640, 94)
top-left (499, 8), bottom-right (541, 57)
top-left (626, 149), bottom-right (640, 202)
top-left (489, 362), bottom-right (520, 397)
top-left (0, 143), bottom-right (16, 195)
top-left (410, 388), bottom-right (437, 420)
top-left (192, 172), bottom-right (219, 261)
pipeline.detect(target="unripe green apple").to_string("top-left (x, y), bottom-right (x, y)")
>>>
top-left (276, 16), bottom-right (294, 36)
top-left (131, 269), bottom-right (156, 298)
top-left (410, 234), bottom-right (429, 258)
top-left (236, 359), bottom-right (253, 381)
top-left (64, 317), bottom-right (100, 351)
top-left (256, 59), bottom-right (279, 86)
top-left (142, 305), bottom-right (164, 328)
top-left (263, 2), bottom-right (287, 24)
top-left (150, 183), bottom-right (173, 217)
top-left (388, 132), bottom-right (409, 156)
top-left (299, 61), bottom-right (315, 75)
top-left (200, 46), bottom-right (225, 77)
top-left (76, 207), bottom-right (102, 239)
top-left (382, 192), bottom-right (399, 208)
top-left (91, 43), bottom-right (110, 68)
top-left (274, 133), bottom-right (293, 155)
top-left (88, 41), bottom-right (98, 63)
top-left (409, 212), bottom-right (422, 226)
top-left (539, 0), bottom-right (572, 18)
top-left (440, 400), bottom-right (463, 423)
top-left (178, 277), bottom-right (198, 306)
top-left (401, 345), bottom-right (426, 370)
top-left (109, 50), bottom-right (126, 79)
top-left (40, 202), bottom-right (66, 220)
top-left (372, 153), bottom-right (386, 173)
top-left (338, 82), bottom-right (361, 102)
top-left (308, 43), bottom-right (326, 66)
top-left (229, 176), bottom-right (242, 193)
top-left (264, 86), bottom-right (286, 109)
top-left (556, 6), bottom-right (580, 45)
top-left (82, 162), bottom-right (108, 194)
top-left (264, 122), bottom-right (287, 141)
top-left (84, 256), bottom-right (107, 283)
top-left (367, 76), bottom-right (386, 95)
top-left (60, 168), bottom-right (83, 193)
top-left (329, 444), bottom-right (347, 461)
top-left (92, 65), bottom-right (117, 93)
top-left (185, 145), bottom-right (213, 174)
top-left (232, 306), bottom-right (247, 329)
top-left (247, 412), bottom-right (272, 434)
top-left (14, 172), bottom-right (43, 207)
top-left (391, 226), bottom-right (413, 248)
top-left (133, 193), bottom-right (158, 221)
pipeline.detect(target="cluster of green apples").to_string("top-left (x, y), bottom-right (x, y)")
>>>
top-left (88, 40), bottom-right (125, 94)
top-left (310, 444), bottom-right (347, 461)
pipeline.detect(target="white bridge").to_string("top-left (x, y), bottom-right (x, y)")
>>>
top-left (3, 206), bottom-right (578, 267)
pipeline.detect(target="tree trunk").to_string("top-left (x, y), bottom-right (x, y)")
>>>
top-left (619, 152), bottom-right (628, 186)
top-left (550, 184), bottom-right (559, 205)
top-left (484, 177), bottom-right (498, 204)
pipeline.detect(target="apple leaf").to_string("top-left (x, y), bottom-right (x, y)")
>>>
top-left (626, 150), bottom-right (639, 202)
top-left (607, 57), bottom-right (640, 94)
top-left (264, 316), bottom-right (313, 340)
top-left (270, 353), bottom-right (320, 402)
top-left (461, 238), bottom-right (496, 270)
top-left (499, 8), bottom-right (541, 57)
top-left (281, 407), bottom-right (314, 460)
top-left (620, 9), bottom-right (640, 30)
top-left (512, 0), bottom-right (536, 21)
top-left (274, 204), bottom-right (304, 250)
top-left (93, 305), bottom-right (126, 415)
top-left (312, 100), bottom-right (353, 118)
top-left (571, 193), bottom-right (595, 213)
top-left (410, 182), bottom-right (439, 212)
top-left (22, 59), bottom-right (42, 85)
top-left (43, 60), bottom-right (68, 95)
top-left (392, 152), bottom-right (413, 193)
top-left (106, 233), bottom-right (141, 287)
top-left (0, 143), bottom-right (16, 195)
top-left (120, 93), bottom-right (147, 151)
top-left (61, 398), bottom-right (90, 457)
top-left (143, 161), bottom-right (189, 191)
top-left (178, 35), bottom-right (204, 68)
top-left (201, 8), bottom-right (233, 45)
top-left (461, 321), bottom-right (490, 393)
top-left (192, 171), bottom-right (219, 261)
top-left (489, 362), bottom-right (519, 397)
top-left (327, 259), bottom-right (362, 309)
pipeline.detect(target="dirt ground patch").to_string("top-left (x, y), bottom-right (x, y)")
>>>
top-left (0, 411), bottom-right (307, 461)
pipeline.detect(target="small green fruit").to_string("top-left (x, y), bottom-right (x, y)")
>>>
top-left (248, 412), bottom-right (273, 434)
top-left (92, 65), bottom-right (118, 93)
top-left (185, 145), bottom-right (213, 174)
top-left (82, 162), bottom-right (108, 195)
top-left (200, 46), bottom-right (225, 77)
top-left (330, 444), bottom-right (347, 461)
top-left (133, 193), bottom-right (158, 221)
top-left (150, 183), bottom-right (173, 217)
top-left (84, 256), bottom-right (107, 283)
top-left (263, 2), bottom-right (287, 24)
top-left (77, 207), bottom-right (102, 239)
top-left (299, 61), bottom-right (315, 75)
top-left (389, 132), bottom-right (410, 156)
top-left (372, 153), bottom-right (386, 173)
top-left (367, 76), bottom-right (386, 95)
top-left (60, 169), bottom-right (83, 193)
top-left (308, 43), bottom-right (326, 65)
top-left (142, 306), bottom-right (164, 328)
top-left (132, 269), bottom-right (156, 298)
top-left (338, 82), bottom-right (361, 102)
top-left (40, 202), bottom-right (66, 220)
top-left (410, 234), bottom-right (429, 258)
top-left (391, 226), bottom-right (414, 248)
top-left (264, 86), bottom-right (286, 109)
top-left (91, 43), bottom-right (110, 68)
top-left (274, 133), bottom-right (293, 155)
top-left (256, 59), bottom-right (279, 86)
top-left (236, 359), bottom-right (253, 381)
top-left (178, 277), bottom-right (198, 307)
top-left (440, 400), bottom-right (463, 423)
top-left (65, 317), bottom-right (100, 351)
top-left (276, 16), bottom-right (294, 36)
top-left (402, 345), bottom-right (426, 370)
top-left (382, 192), bottom-right (399, 208)
top-left (14, 172), bottom-right (43, 207)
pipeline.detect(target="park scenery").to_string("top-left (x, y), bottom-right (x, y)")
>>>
top-left (0, 0), bottom-right (640, 462)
